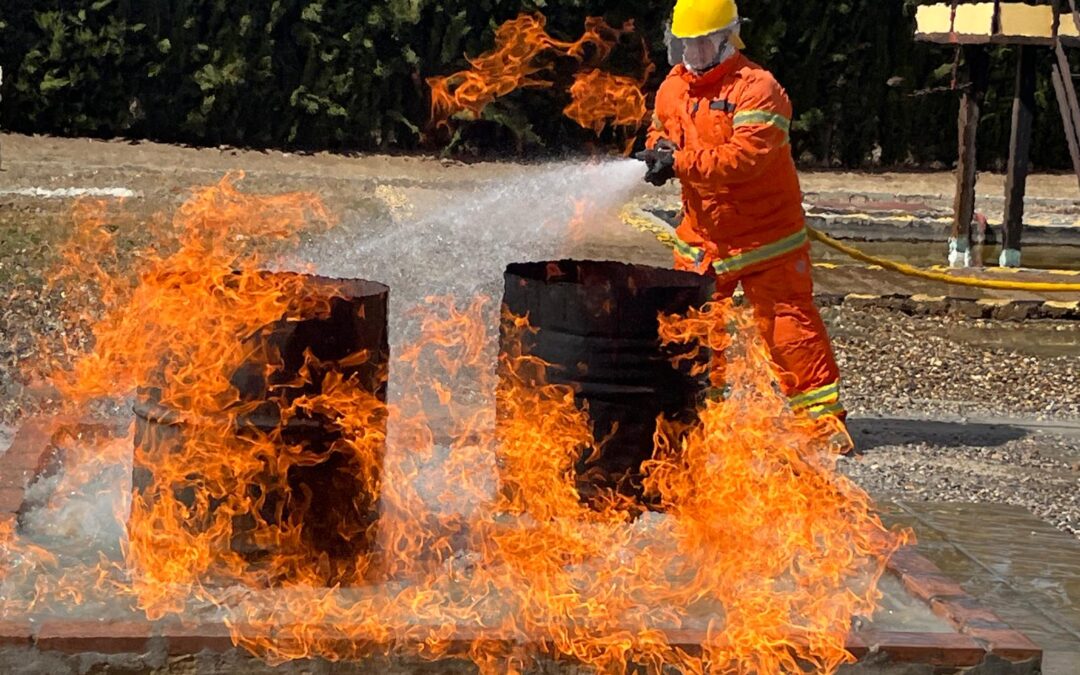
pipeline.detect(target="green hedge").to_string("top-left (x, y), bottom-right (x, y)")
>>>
top-left (0, 0), bottom-right (1074, 168)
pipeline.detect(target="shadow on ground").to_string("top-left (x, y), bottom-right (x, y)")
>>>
top-left (848, 417), bottom-right (1031, 452)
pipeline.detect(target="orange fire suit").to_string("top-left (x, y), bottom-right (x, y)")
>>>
top-left (647, 54), bottom-right (844, 421)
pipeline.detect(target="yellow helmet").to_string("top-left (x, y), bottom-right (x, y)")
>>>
top-left (671, 0), bottom-right (746, 48)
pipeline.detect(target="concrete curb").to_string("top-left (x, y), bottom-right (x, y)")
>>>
top-left (807, 211), bottom-right (1080, 246)
top-left (815, 292), bottom-right (1080, 321)
top-left (646, 205), bottom-right (1080, 247)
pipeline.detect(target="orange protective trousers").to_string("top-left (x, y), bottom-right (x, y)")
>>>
top-left (706, 250), bottom-right (844, 421)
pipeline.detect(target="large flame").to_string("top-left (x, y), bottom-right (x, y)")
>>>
top-left (2, 175), bottom-right (910, 674)
top-left (427, 14), bottom-right (653, 143)
top-left (564, 70), bottom-right (651, 135)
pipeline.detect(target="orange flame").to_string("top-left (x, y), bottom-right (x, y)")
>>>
top-left (2, 176), bottom-right (911, 674)
top-left (428, 15), bottom-right (559, 127)
top-left (428, 14), bottom-right (652, 141)
top-left (649, 301), bottom-right (911, 671)
top-left (565, 70), bottom-right (650, 135)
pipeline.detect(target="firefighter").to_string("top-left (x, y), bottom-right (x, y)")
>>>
top-left (637, 0), bottom-right (848, 438)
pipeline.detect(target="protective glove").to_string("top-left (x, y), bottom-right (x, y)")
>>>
top-left (634, 140), bottom-right (677, 187)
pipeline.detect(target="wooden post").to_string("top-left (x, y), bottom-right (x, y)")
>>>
top-left (0, 66), bottom-right (4, 172)
top-left (1051, 0), bottom-right (1080, 189)
top-left (1051, 62), bottom-right (1080, 184)
top-left (1001, 45), bottom-right (1037, 268)
top-left (951, 46), bottom-right (990, 268)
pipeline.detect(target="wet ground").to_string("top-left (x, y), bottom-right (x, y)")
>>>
top-left (1, 133), bottom-right (1079, 670)
top-left (883, 501), bottom-right (1080, 673)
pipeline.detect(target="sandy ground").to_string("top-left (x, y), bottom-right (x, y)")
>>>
top-left (0, 132), bottom-right (1078, 545)
top-left (4, 132), bottom-right (1079, 196)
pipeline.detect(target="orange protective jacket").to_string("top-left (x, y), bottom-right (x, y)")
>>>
top-left (647, 53), bottom-right (808, 278)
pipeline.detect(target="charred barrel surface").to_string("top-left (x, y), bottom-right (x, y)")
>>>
top-left (501, 260), bottom-right (713, 502)
top-left (132, 274), bottom-right (390, 585)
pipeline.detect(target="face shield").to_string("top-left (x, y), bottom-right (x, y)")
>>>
top-left (665, 21), bottom-right (743, 75)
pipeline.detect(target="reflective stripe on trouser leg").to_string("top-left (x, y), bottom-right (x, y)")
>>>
top-left (806, 400), bottom-right (846, 419)
top-left (789, 381), bottom-right (845, 419)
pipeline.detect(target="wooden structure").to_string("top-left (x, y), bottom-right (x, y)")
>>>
top-left (0, 66), bottom-right (4, 171)
top-left (916, 1), bottom-right (1080, 268)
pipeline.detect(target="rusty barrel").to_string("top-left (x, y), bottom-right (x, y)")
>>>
top-left (131, 273), bottom-right (389, 585)
top-left (500, 260), bottom-right (713, 504)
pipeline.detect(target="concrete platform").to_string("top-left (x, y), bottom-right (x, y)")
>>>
top-left (0, 418), bottom-right (1061, 673)
top-left (802, 189), bottom-right (1080, 247)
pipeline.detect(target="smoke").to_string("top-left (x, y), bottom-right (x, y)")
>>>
top-left (297, 158), bottom-right (646, 344)
top-left (294, 157), bottom-right (647, 515)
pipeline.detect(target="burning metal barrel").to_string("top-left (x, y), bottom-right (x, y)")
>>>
top-left (501, 260), bottom-right (714, 504)
top-left (131, 273), bottom-right (390, 585)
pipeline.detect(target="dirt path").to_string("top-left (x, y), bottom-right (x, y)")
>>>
top-left (3, 132), bottom-right (1078, 201)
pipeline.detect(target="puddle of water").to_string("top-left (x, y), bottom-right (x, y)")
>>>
top-left (888, 502), bottom-right (1080, 650)
top-left (861, 574), bottom-right (955, 633)
top-left (942, 321), bottom-right (1080, 359)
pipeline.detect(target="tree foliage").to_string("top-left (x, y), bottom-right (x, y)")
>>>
top-left (0, 0), bottom-right (1074, 168)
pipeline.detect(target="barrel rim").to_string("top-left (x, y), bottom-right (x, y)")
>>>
top-left (504, 259), bottom-right (711, 290)
top-left (267, 271), bottom-right (390, 300)
top-left (161, 269), bottom-right (391, 301)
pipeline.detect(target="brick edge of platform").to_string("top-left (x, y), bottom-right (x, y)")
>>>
top-left (887, 547), bottom-right (1043, 663)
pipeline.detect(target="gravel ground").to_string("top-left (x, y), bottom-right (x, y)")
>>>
top-left (0, 202), bottom-right (72, 424)
top-left (2, 134), bottom-right (1079, 542)
top-left (827, 306), bottom-right (1080, 421)
top-left (827, 305), bottom-right (1080, 541)
top-left (839, 425), bottom-right (1080, 539)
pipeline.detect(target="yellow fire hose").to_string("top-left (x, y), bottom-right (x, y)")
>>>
top-left (620, 205), bottom-right (1080, 293)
